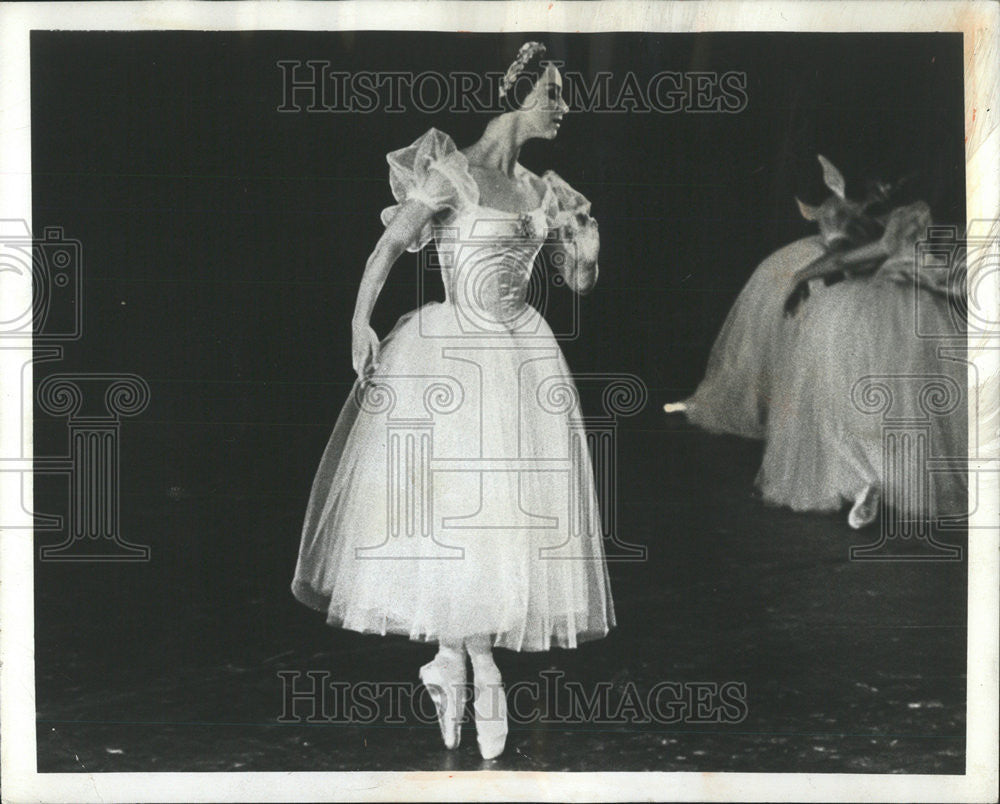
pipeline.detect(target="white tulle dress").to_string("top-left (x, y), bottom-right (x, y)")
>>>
top-left (292, 128), bottom-right (616, 651)
top-left (682, 199), bottom-right (967, 520)
top-left (683, 236), bottom-right (828, 438)
top-left (756, 203), bottom-right (968, 519)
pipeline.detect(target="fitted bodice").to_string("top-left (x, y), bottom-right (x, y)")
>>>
top-left (431, 202), bottom-right (550, 332)
top-left (379, 127), bottom-right (595, 333)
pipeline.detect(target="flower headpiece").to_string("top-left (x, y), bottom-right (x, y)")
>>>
top-left (499, 41), bottom-right (547, 102)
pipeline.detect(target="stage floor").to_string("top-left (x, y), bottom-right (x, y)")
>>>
top-left (34, 415), bottom-right (967, 773)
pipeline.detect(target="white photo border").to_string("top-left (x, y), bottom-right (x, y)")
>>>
top-left (1, 1), bottom-right (997, 802)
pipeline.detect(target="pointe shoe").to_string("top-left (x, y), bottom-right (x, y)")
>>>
top-left (663, 401), bottom-right (688, 414)
top-left (419, 654), bottom-right (467, 750)
top-left (472, 661), bottom-right (508, 760)
top-left (848, 484), bottom-right (881, 530)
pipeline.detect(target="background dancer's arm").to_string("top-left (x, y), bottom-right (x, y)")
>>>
top-left (784, 240), bottom-right (889, 316)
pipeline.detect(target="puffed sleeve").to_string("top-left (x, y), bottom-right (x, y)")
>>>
top-left (540, 170), bottom-right (593, 231)
top-left (379, 128), bottom-right (479, 252)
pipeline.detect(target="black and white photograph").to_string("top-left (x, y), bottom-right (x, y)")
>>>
top-left (1, 2), bottom-right (997, 802)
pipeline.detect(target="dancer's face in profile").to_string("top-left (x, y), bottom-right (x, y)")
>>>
top-left (518, 63), bottom-right (569, 140)
top-left (816, 200), bottom-right (856, 247)
top-left (801, 196), bottom-right (870, 249)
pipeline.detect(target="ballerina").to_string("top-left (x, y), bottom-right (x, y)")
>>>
top-left (766, 198), bottom-right (967, 528)
top-left (291, 42), bottom-right (614, 760)
top-left (666, 157), bottom-right (965, 528)
top-left (663, 156), bottom-right (884, 438)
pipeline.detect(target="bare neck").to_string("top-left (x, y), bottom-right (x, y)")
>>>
top-left (463, 115), bottom-right (530, 178)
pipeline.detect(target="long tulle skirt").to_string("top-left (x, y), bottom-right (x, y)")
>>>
top-left (292, 302), bottom-right (616, 651)
top-left (756, 273), bottom-right (968, 518)
top-left (685, 236), bottom-right (829, 438)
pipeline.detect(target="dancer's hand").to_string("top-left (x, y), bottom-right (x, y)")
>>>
top-left (559, 213), bottom-right (600, 267)
top-left (784, 281), bottom-right (810, 317)
top-left (552, 214), bottom-right (600, 295)
top-left (351, 320), bottom-right (380, 381)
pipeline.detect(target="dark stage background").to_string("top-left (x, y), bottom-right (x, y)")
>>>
top-left (31, 31), bottom-right (967, 773)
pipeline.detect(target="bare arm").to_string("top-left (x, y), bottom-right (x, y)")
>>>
top-left (350, 199), bottom-right (437, 379)
top-left (790, 239), bottom-right (888, 285)
top-left (784, 240), bottom-right (889, 317)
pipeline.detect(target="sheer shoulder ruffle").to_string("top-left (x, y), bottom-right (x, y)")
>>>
top-left (379, 128), bottom-right (479, 252)
top-left (540, 170), bottom-right (593, 230)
